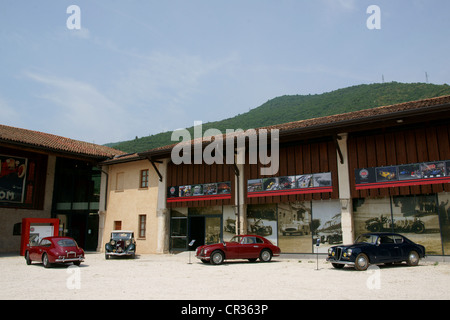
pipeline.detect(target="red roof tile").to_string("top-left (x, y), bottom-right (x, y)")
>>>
top-left (0, 124), bottom-right (125, 159)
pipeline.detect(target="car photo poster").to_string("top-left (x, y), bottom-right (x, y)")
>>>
top-left (355, 160), bottom-right (450, 190)
top-left (0, 154), bottom-right (28, 203)
top-left (247, 172), bottom-right (332, 198)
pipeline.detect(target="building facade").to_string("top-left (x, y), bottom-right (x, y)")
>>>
top-left (0, 124), bottom-right (124, 253)
top-left (5, 94), bottom-right (449, 257)
top-left (99, 95), bottom-right (450, 257)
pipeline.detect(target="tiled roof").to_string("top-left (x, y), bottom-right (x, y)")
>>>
top-left (0, 124), bottom-right (125, 159)
top-left (140, 94), bottom-right (450, 157)
top-left (265, 94), bottom-right (450, 132)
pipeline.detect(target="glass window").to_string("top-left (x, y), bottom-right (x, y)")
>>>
top-left (393, 235), bottom-right (404, 244)
top-left (139, 215), bottom-right (146, 238)
top-left (438, 193), bottom-right (450, 255)
top-left (140, 170), bottom-right (149, 188)
top-left (171, 207), bottom-right (188, 250)
top-left (379, 235), bottom-right (395, 244)
top-left (57, 239), bottom-right (77, 247)
top-left (40, 239), bottom-right (51, 247)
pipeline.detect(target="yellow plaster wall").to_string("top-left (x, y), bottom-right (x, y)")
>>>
top-left (102, 159), bottom-right (159, 254)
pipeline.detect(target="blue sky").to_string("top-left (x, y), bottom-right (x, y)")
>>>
top-left (1, 0), bottom-right (449, 145)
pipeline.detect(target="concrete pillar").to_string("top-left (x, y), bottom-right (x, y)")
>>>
top-left (97, 166), bottom-right (109, 251)
top-left (235, 162), bottom-right (247, 235)
top-left (156, 159), bottom-right (170, 253)
top-left (336, 133), bottom-right (355, 244)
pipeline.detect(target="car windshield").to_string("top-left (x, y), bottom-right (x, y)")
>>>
top-left (111, 232), bottom-right (132, 240)
top-left (355, 234), bottom-right (378, 245)
top-left (57, 239), bottom-right (77, 247)
top-left (229, 236), bottom-right (243, 243)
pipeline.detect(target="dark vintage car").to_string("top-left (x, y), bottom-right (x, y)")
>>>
top-left (25, 236), bottom-right (85, 268)
top-left (327, 232), bottom-right (425, 271)
top-left (195, 234), bottom-right (281, 265)
top-left (105, 230), bottom-right (136, 259)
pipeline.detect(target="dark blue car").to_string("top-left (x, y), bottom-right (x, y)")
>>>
top-left (327, 232), bottom-right (426, 271)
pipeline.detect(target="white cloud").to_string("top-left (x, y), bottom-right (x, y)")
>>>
top-left (21, 51), bottom-right (240, 144)
top-left (24, 71), bottom-right (127, 144)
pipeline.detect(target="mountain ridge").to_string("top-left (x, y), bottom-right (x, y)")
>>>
top-left (106, 82), bottom-right (450, 153)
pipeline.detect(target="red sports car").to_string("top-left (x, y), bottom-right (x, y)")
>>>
top-left (195, 235), bottom-right (281, 265)
top-left (25, 236), bottom-right (85, 268)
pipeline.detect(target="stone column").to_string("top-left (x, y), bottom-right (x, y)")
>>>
top-left (97, 165), bottom-right (109, 252)
top-left (336, 133), bottom-right (355, 244)
top-left (156, 158), bottom-right (170, 254)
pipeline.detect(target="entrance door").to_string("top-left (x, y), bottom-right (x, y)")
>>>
top-left (188, 216), bottom-right (205, 251)
top-left (85, 214), bottom-right (99, 251)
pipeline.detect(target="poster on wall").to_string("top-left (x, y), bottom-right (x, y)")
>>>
top-left (277, 202), bottom-right (311, 253)
top-left (167, 181), bottom-right (231, 203)
top-left (247, 204), bottom-right (278, 245)
top-left (247, 172), bottom-right (332, 198)
top-left (311, 200), bottom-right (342, 253)
top-left (355, 160), bottom-right (450, 190)
top-left (353, 195), bottom-right (443, 255)
top-left (0, 155), bottom-right (28, 203)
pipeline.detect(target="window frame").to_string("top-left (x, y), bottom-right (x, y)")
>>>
top-left (140, 169), bottom-right (149, 189)
top-left (138, 214), bottom-right (146, 239)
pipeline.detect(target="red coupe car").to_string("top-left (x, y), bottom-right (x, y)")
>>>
top-left (195, 235), bottom-right (281, 265)
top-left (25, 236), bottom-right (85, 268)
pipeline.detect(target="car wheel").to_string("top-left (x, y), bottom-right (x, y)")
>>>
top-left (354, 253), bottom-right (369, 271)
top-left (42, 253), bottom-right (51, 268)
top-left (25, 251), bottom-right (32, 265)
top-left (406, 250), bottom-right (420, 266)
top-left (259, 249), bottom-right (272, 262)
top-left (210, 250), bottom-right (224, 265)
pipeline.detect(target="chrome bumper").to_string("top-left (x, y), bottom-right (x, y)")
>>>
top-left (55, 257), bottom-right (84, 263)
top-left (106, 251), bottom-right (134, 256)
top-left (326, 257), bottom-right (354, 265)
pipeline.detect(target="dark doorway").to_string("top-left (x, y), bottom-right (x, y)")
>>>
top-left (69, 214), bottom-right (86, 249)
top-left (188, 216), bottom-right (205, 251)
top-left (86, 214), bottom-right (99, 251)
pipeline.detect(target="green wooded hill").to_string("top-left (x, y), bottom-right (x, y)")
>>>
top-left (106, 82), bottom-right (450, 153)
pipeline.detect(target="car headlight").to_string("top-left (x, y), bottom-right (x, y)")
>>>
top-left (343, 249), bottom-right (352, 257)
top-left (110, 240), bottom-right (116, 245)
top-left (125, 240), bottom-right (131, 246)
top-left (328, 248), bottom-right (334, 256)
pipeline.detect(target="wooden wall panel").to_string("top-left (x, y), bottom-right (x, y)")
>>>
top-left (166, 162), bottom-right (235, 208)
top-left (349, 123), bottom-right (450, 198)
top-left (244, 139), bottom-right (339, 204)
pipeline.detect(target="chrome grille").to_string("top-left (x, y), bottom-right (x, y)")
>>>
top-left (335, 247), bottom-right (342, 260)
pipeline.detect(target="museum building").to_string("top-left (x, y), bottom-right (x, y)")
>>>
top-left (0, 124), bottom-right (124, 253)
top-left (100, 95), bottom-right (450, 256)
top-left (2, 94), bottom-right (450, 257)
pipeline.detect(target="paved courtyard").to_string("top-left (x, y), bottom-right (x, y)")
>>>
top-left (1, 252), bottom-right (449, 301)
